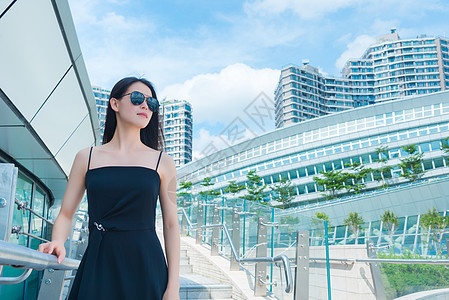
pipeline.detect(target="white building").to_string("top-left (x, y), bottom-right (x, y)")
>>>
top-left (92, 86), bottom-right (110, 142)
top-left (275, 30), bottom-right (449, 128)
top-left (160, 99), bottom-right (193, 167)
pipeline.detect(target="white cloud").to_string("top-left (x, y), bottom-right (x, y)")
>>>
top-left (244, 0), bottom-right (357, 19)
top-left (68, 0), bottom-right (305, 89)
top-left (335, 35), bottom-right (376, 71)
top-left (160, 63), bottom-right (280, 126)
top-left (191, 127), bottom-right (257, 162)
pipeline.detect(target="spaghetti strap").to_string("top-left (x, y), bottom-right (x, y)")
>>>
top-left (87, 146), bottom-right (93, 171)
top-left (155, 151), bottom-right (163, 171)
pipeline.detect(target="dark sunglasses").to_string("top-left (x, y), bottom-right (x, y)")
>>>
top-left (121, 91), bottom-right (159, 112)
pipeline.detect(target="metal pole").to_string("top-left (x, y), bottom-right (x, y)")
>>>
top-left (37, 269), bottom-right (66, 300)
top-left (196, 202), bottom-right (204, 244)
top-left (254, 217), bottom-right (268, 296)
top-left (294, 231), bottom-right (309, 300)
top-left (366, 240), bottom-right (386, 300)
top-left (230, 208), bottom-right (240, 271)
top-left (68, 220), bottom-right (89, 293)
top-left (324, 220), bottom-right (332, 300)
top-left (180, 201), bottom-right (188, 237)
top-left (211, 204), bottom-right (220, 256)
top-left (0, 163), bottom-right (18, 276)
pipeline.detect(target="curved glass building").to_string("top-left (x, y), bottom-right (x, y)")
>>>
top-left (178, 90), bottom-right (449, 210)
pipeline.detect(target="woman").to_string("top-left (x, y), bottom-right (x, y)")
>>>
top-left (38, 77), bottom-right (180, 300)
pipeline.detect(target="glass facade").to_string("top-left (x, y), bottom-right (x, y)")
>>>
top-left (178, 93), bottom-right (449, 207)
top-left (0, 169), bottom-right (51, 300)
top-left (185, 102), bottom-right (449, 182)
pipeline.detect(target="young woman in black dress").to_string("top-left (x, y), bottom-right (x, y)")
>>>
top-left (38, 77), bottom-right (180, 299)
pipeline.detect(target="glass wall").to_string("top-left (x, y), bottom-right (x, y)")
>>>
top-left (0, 170), bottom-right (51, 300)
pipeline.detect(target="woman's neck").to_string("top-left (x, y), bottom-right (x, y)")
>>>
top-left (108, 123), bottom-right (144, 152)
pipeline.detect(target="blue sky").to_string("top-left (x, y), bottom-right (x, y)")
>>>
top-left (68, 0), bottom-right (449, 160)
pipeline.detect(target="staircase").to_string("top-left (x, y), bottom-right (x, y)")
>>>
top-left (179, 246), bottom-right (234, 300)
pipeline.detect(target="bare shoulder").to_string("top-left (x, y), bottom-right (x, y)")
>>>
top-left (158, 151), bottom-right (176, 179)
top-left (73, 146), bottom-right (93, 170)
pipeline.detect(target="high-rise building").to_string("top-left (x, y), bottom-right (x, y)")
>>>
top-left (160, 99), bottom-right (193, 167)
top-left (275, 30), bottom-right (449, 128)
top-left (92, 86), bottom-right (111, 142)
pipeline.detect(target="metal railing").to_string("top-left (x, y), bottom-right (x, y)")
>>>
top-left (15, 198), bottom-right (54, 225)
top-left (11, 225), bottom-right (50, 243)
top-left (11, 198), bottom-right (54, 243)
top-left (0, 240), bottom-right (79, 285)
top-left (309, 257), bottom-right (449, 265)
top-left (178, 206), bottom-right (293, 296)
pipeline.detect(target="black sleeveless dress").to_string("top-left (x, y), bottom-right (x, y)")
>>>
top-left (68, 147), bottom-right (168, 300)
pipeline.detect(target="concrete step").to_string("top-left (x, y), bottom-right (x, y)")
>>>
top-left (180, 274), bottom-right (233, 299)
top-left (180, 264), bottom-right (193, 274)
top-left (180, 256), bottom-right (189, 264)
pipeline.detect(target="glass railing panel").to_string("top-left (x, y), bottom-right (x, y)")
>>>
top-left (272, 210), bottom-right (331, 300)
top-left (177, 194), bottom-right (331, 299)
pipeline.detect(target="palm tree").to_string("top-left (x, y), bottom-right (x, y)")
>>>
top-left (381, 210), bottom-right (398, 252)
top-left (344, 212), bottom-right (364, 244)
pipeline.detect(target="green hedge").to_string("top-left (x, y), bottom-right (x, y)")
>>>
top-left (378, 251), bottom-right (449, 299)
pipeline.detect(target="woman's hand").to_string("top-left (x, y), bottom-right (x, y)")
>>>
top-left (37, 240), bottom-right (66, 263)
top-left (162, 286), bottom-right (180, 300)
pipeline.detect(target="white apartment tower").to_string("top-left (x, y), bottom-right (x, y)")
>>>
top-left (275, 30), bottom-right (449, 128)
top-left (160, 99), bottom-right (193, 167)
top-left (92, 86), bottom-right (111, 142)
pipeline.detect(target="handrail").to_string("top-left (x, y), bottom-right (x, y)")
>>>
top-left (178, 207), bottom-right (196, 229)
top-left (178, 208), bottom-right (293, 293)
top-left (0, 240), bottom-right (80, 271)
top-left (15, 199), bottom-right (54, 225)
top-left (307, 257), bottom-right (449, 265)
top-left (0, 269), bottom-right (33, 285)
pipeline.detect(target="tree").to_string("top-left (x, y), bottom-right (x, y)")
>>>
top-left (312, 212), bottom-right (332, 244)
top-left (223, 180), bottom-right (245, 198)
top-left (398, 144), bottom-right (425, 182)
top-left (345, 162), bottom-right (372, 194)
top-left (199, 177), bottom-right (220, 196)
top-left (313, 170), bottom-right (349, 199)
top-left (177, 181), bottom-right (192, 205)
top-left (373, 145), bottom-right (393, 188)
top-left (381, 210), bottom-right (399, 252)
top-left (242, 170), bottom-right (267, 204)
top-left (344, 212), bottom-right (364, 244)
top-left (315, 212), bottom-right (330, 224)
top-left (270, 177), bottom-right (295, 209)
top-left (420, 207), bottom-right (449, 258)
top-left (280, 215), bottom-right (299, 246)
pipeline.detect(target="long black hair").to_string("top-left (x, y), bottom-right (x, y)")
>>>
top-left (102, 77), bottom-right (165, 150)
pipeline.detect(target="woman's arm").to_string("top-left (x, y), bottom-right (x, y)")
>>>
top-left (38, 147), bottom-right (90, 262)
top-left (158, 152), bottom-right (180, 297)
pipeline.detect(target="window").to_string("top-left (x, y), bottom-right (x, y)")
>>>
top-left (434, 157), bottom-right (445, 168)
top-left (306, 182), bottom-right (316, 193)
top-left (423, 159), bottom-right (433, 170)
top-left (306, 166), bottom-right (316, 176)
top-left (419, 143), bottom-right (430, 152)
top-left (298, 168), bottom-right (307, 177)
top-left (333, 160), bottom-right (343, 170)
top-left (289, 170), bottom-right (298, 179)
